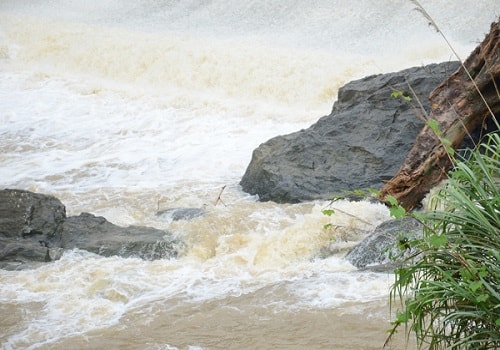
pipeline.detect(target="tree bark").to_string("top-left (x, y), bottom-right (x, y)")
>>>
top-left (379, 20), bottom-right (500, 211)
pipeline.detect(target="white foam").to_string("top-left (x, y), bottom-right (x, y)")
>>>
top-left (1, 1), bottom-right (496, 196)
top-left (1, 1), bottom-right (497, 115)
top-left (0, 71), bottom-right (308, 193)
top-left (0, 1), bottom-right (497, 347)
top-left (0, 199), bottom-right (391, 347)
top-left (1, 1), bottom-right (497, 195)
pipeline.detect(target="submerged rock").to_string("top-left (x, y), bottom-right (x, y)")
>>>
top-left (345, 217), bottom-right (422, 271)
top-left (240, 61), bottom-right (460, 203)
top-left (0, 189), bottom-right (182, 267)
top-left (156, 207), bottom-right (206, 221)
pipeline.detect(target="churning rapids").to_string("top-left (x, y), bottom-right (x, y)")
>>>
top-left (0, 1), bottom-right (498, 349)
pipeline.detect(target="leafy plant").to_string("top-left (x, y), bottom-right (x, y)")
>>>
top-left (391, 90), bottom-right (413, 103)
top-left (387, 131), bottom-right (500, 349)
top-left (385, 4), bottom-right (500, 348)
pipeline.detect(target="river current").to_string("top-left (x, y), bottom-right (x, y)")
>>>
top-left (0, 1), bottom-right (498, 349)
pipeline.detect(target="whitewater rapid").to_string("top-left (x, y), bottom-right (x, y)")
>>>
top-left (0, 1), bottom-right (498, 349)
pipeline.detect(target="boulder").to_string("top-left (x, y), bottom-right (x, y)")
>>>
top-left (62, 212), bottom-right (182, 260)
top-left (0, 189), bottom-right (182, 267)
top-left (345, 217), bottom-right (422, 271)
top-left (0, 189), bottom-right (66, 263)
top-left (240, 62), bottom-right (460, 203)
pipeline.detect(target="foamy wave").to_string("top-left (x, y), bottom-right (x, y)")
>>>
top-left (0, 250), bottom-right (386, 348)
top-left (0, 199), bottom-right (391, 347)
top-left (0, 1), bottom-right (497, 346)
top-left (3, 0), bottom-right (495, 118)
top-left (1, 14), bottom-right (350, 115)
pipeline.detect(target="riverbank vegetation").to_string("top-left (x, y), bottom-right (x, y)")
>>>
top-left (383, 3), bottom-right (499, 348)
top-left (387, 129), bottom-right (499, 349)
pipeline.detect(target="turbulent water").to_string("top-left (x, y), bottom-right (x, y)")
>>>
top-left (0, 1), bottom-right (497, 349)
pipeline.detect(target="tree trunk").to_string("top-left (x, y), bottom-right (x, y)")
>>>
top-left (379, 20), bottom-right (500, 211)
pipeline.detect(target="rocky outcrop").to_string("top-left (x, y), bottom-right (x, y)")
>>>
top-left (240, 61), bottom-right (460, 203)
top-left (0, 189), bottom-right (66, 263)
top-left (0, 189), bottom-right (182, 267)
top-left (345, 217), bottom-right (422, 271)
top-left (62, 213), bottom-right (182, 260)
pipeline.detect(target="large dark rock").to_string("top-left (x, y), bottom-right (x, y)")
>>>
top-left (62, 212), bottom-right (182, 260)
top-left (240, 62), bottom-right (460, 203)
top-left (0, 189), bottom-right (182, 267)
top-left (0, 189), bottom-right (66, 263)
top-left (345, 217), bottom-right (422, 271)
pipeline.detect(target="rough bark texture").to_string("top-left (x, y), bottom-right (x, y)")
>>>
top-left (380, 20), bottom-right (500, 210)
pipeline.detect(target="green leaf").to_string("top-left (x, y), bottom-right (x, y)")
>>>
top-left (390, 205), bottom-right (406, 219)
top-left (478, 267), bottom-right (488, 278)
top-left (429, 234), bottom-right (447, 248)
top-left (468, 280), bottom-right (482, 292)
top-left (391, 91), bottom-right (402, 98)
top-left (322, 209), bottom-right (335, 216)
top-left (352, 189), bottom-right (366, 196)
top-left (396, 311), bottom-right (410, 324)
top-left (391, 90), bottom-right (412, 102)
top-left (496, 318), bottom-right (500, 327)
top-left (323, 223), bottom-right (333, 230)
top-left (460, 267), bottom-right (473, 281)
top-left (385, 195), bottom-right (399, 207)
top-left (476, 294), bottom-right (489, 303)
top-left (441, 138), bottom-right (452, 146)
top-left (426, 119), bottom-right (441, 136)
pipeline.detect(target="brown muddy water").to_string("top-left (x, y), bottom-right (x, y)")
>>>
top-left (1, 287), bottom-right (413, 350)
top-left (1, 1), bottom-right (493, 349)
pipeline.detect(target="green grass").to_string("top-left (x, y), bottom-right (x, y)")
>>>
top-left (388, 131), bottom-right (500, 349)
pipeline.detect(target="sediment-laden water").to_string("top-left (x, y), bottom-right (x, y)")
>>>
top-left (0, 1), bottom-right (497, 349)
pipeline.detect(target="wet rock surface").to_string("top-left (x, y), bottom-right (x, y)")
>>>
top-left (0, 189), bottom-right (66, 264)
top-left (0, 189), bottom-right (181, 267)
top-left (62, 212), bottom-right (182, 260)
top-left (156, 207), bottom-right (206, 221)
top-left (240, 62), bottom-right (460, 203)
top-left (345, 217), bottom-right (423, 271)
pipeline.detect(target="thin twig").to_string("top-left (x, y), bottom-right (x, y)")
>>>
top-left (214, 185), bottom-right (227, 206)
top-left (324, 200), bottom-right (373, 226)
top-left (405, 77), bottom-right (429, 121)
top-left (389, 85), bottom-right (428, 124)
